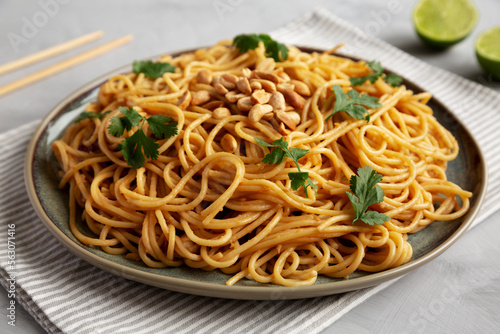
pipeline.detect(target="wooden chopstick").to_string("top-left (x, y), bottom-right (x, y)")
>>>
top-left (0, 35), bottom-right (133, 97)
top-left (0, 31), bottom-right (104, 76)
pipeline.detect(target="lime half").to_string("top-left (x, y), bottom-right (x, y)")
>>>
top-left (413, 0), bottom-right (479, 49)
top-left (476, 27), bottom-right (500, 80)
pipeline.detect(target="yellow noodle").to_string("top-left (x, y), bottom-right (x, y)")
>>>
top-left (52, 40), bottom-right (473, 287)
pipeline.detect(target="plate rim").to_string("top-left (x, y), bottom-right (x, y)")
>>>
top-left (24, 46), bottom-right (488, 300)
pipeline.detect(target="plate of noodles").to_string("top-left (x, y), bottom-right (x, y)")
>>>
top-left (25, 37), bottom-right (486, 300)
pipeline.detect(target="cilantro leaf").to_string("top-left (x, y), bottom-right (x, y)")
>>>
top-left (255, 137), bottom-right (316, 197)
top-left (326, 85), bottom-right (382, 122)
top-left (347, 166), bottom-right (389, 225)
top-left (385, 73), bottom-right (403, 87)
top-left (262, 39), bottom-right (289, 62)
top-left (233, 33), bottom-right (289, 62)
top-left (108, 107), bottom-right (178, 169)
top-left (147, 115), bottom-right (178, 139)
top-left (359, 211), bottom-right (390, 226)
top-left (132, 60), bottom-right (176, 79)
top-left (108, 107), bottom-right (143, 136)
top-left (289, 172), bottom-right (310, 191)
top-left (256, 138), bottom-right (287, 164)
top-left (75, 110), bottom-right (111, 123)
top-left (233, 34), bottom-right (261, 52)
top-left (262, 147), bottom-right (286, 165)
top-left (289, 172), bottom-right (318, 193)
top-left (367, 60), bottom-right (384, 75)
top-left (119, 130), bottom-right (159, 170)
top-left (350, 60), bottom-right (403, 87)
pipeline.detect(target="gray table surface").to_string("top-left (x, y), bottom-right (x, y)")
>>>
top-left (1, 1), bottom-right (499, 333)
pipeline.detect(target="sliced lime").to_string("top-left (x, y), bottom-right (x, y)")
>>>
top-left (476, 27), bottom-right (500, 79)
top-left (413, 0), bottom-right (479, 49)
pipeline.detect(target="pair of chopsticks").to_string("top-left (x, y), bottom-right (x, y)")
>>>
top-left (0, 31), bottom-right (133, 97)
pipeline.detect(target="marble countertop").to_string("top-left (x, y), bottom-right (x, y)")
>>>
top-left (1, 0), bottom-right (499, 333)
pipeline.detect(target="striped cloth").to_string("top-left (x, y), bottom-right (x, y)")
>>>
top-left (1, 8), bottom-right (499, 334)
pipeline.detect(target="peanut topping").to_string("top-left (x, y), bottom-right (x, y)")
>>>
top-left (177, 90), bottom-right (191, 110)
top-left (221, 133), bottom-right (238, 153)
top-left (213, 107), bottom-right (232, 119)
top-left (275, 110), bottom-right (300, 130)
top-left (268, 91), bottom-right (286, 112)
top-left (220, 76), bottom-right (236, 90)
top-left (282, 89), bottom-right (305, 109)
top-left (278, 122), bottom-right (291, 135)
top-left (214, 83), bottom-right (229, 95)
top-left (191, 65), bottom-right (311, 135)
top-left (191, 90), bottom-right (211, 106)
top-left (251, 71), bottom-right (280, 84)
top-left (241, 68), bottom-right (252, 78)
top-left (237, 96), bottom-right (253, 112)
top-left (236, 77), bottom-right (252, 95)
top-left (202, 100), bottom-right (224, 110)
top-left (250, 81), bottom-right (262, 91)
top-left (196, 69), bottom-right (212, 85)
top-left (225, 91), bottom-right (246, 103)
top-left (222, 73), bottom-right (238, 84)
top-left (248, 104), bottom-right (273, 123)
top-left (250, 79), bottom-right (276, 93)
top-left (251, 89), bottom-right (271, 104)
top-left (277, 82), bottom-right (295, 92)
top-left (290, 80), bottom-right (311, 96)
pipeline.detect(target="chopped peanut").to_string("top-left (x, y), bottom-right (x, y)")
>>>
top-left (248, 104), bottom-right (273, 123)
top-left (236, 78), bottom-right (252, 95)
top-left (196, 70), bottom-right (213, 85)
top-left (251, 89), bottom-right (271, 104)
top-left (268, 91), bottom-right (286, 112)
top-left (282, 89), bottom-right (305, 109)
top-left (221, 133), bottom-right (238, 153)
top-left (225, 91), bottom-right (246, 103)
top-left (275, 110), bottom-right (300, 130)
top-left (191, 90), bottom-right (211, 106)
top-left (237, 96), bottom-right (253, 112)
top-left (213, 107), bottom-right (232, 119)
top-left (177, 90), bottom-right (191, 110)
top-left (290, 80), bottom-right (311, 96)
top-left (214, 83), bottom-right (229, 95)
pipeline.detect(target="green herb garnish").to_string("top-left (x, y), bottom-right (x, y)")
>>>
top-left (233, 34), bottom-right (289, 62)
top-left (255, 137), bottom-right (317, 197)
top-left (326, 85), bottom-right (382, 122)
top-left (350, 61), bottom-right (402, 87)
top-left (384, 73), bottom-right (403, 87)
top-left (108, 106), bottom-right (178, 169)
top-left (132, 60), bottom-right (176, 79)
top-left (75, 110), bottom-right (111, 123)
top-left (347, 166), bottom-right (389, 225)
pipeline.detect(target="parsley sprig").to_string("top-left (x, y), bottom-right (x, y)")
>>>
top-left (132, 60), bottom-right (176, 79)
top-left (326, 85), bottom-right (382, 122)
top-left (233, 34), bottom-right (289, 62)
top-left (255, 137), bottom-right (317, 197)
top-left (350, 61), bottom-right (402, 87)
top-left (108, 107), bottom-right (178, 169)
top-left (347, 166), bottom-right (389, 225)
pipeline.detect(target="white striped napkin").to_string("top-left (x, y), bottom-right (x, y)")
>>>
top-left (1, 8), bottom-right (499, 334)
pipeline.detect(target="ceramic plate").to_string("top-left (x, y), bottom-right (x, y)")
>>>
top-left (25, 48), bottom-right (487, 300)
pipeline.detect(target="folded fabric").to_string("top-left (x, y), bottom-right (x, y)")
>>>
top-left (1, 8), bottom-right (499, 334)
